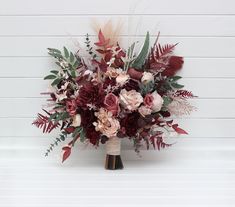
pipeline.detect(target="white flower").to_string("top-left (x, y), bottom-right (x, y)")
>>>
top-left (119, 89), bottom-right (143, 111)
top-left (141, 72), bottom-right (154, 84)
top-left (151, 91), bottom-right (164, 112)
top-left (55, 91), bottom-right (67, 102)
top-left (71, 114), bottom-right (81, 127)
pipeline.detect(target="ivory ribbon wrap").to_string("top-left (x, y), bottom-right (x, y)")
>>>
top-left (106, 137), bottom-right (121, 155)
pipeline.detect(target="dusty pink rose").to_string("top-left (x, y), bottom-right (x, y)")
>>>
top-left (144, 93), bottom-right (154, 108)
top-left (66, 99), bottom-right (77, 116)
top-left (151, 91), bottom-right (164, 112)
top-left (119, 89), bottom-right (143, 111)
top-left (104, 93), bottom-right (120, 116)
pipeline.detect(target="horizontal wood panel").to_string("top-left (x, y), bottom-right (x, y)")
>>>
top-left (1, 137), bottom-right (235, 151)
top-left (0, 0), bottom-right (235, 15)
top-left (0, 98), bottom-right (234, 118)
top-left (0, 37), bottom-right (235, 57)
top-left (0, 78), bottom-right (233, 98)
top-left (0, 118), bottom-right (233, 137)
top-left (1, 57), bottom-right (235, 78)
top-left (1, 15), bottom-right (235, 36)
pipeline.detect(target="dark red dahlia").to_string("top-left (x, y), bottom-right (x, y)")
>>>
top-left (120, 112), bottom-right (140, 137)
top-left (103, 77), bottom-right (116, 90)
top-left (77, 83), bottom-right (105, 108)
top-left (85, 125), bottom-right (100, 146)
top-left (80, 109), bottom-right (96, 127)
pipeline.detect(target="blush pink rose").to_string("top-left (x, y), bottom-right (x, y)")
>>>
top-left (104, 93), bottom-right (120, 116)
top-left (144, 93), bottom-right (154, 108)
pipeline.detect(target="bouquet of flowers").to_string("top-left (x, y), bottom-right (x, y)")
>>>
top-left (33, 26), bottom-right (196, 170)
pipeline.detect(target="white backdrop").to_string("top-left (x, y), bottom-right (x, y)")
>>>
top-left (0, 0), bottom-right (235, 206)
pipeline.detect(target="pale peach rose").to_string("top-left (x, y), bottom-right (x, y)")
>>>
top-left (105, 67), bottom-right (119, 78)
top-left (119, 89), bottom-right (143, 111)
top-left (71, 114), bottom-right (81, 127)
top-left (116, 73), bottom-right (130, 85)
top-left (141, 72), bottom-right (154, 84)
top-left (94, 108), bottom-right (120, 137)
top-left (138, 105), bottom-right (152, 117)
top-left (151, 91), bottom-right (164, 112)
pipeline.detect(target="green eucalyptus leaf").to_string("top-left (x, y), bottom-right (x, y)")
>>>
top-left (163, 96), bottom-right (173, 106)
top-left (170, 76), bottom-right (182, 82)
top-left (70, 52), bottom-right (75, 63)
top-left (71, 70), bottom-right (76, 78)
top-left (47, 48), bottom-right (61, 54)
top-left (51, 78), bottom-right (61, 86)
top-left (50, 70), bottom-right (59, 75)
top-left (44, 74), bottom-right (56, 80)
top-left (79, 129), bottom-right (86, 142)
top-left (63, 47), bottom-right (69, 58)
top-left (171, 82), bottom-right (184, 89)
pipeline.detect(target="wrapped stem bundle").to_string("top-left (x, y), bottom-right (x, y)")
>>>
top-left (105, 137), bottom-right (123, 170)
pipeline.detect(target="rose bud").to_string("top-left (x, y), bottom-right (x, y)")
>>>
top-left (127, 67), bottom-right (143, 80)
top-left (141, 72), bottom-right (154, 84)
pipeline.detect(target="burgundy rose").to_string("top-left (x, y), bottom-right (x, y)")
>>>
top-left (104, 93), bottom-right (120, 116)
top-left (66, 99), bottom-right (77, 116)
top-left (127, 68), bottom-right (143, 80)
top-left (120, 112), bottom-right (140, 137)
top-left (77, 83), bottom-right (105, 108)
top-left (144, 93), bottom-right (154, 108)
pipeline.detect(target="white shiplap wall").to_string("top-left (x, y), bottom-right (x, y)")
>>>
top-left (0, 0), bottom-right (235, 206)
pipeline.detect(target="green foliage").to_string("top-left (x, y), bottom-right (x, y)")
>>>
top-left (139, 81), bottom-right (155, 96)
top-left (85, 33), bottom-right (97, 59)
top-left (163, 96), bottom-right (173, 107)
top-left (46, 47), bottom-right (82, 86)
top-left (72, 127), bottom-right (86, 144)
top-left (159, 75), bottom-right (184, 92)
top-left (49, 111), bottom-right (70, 122)
top-left (132, 32), bottom-right (150, 70)
top-left (44, 74), bottom-right (57, 80)
top-left (45, 132), bottom-right (68, 157)
top-left (124, 42), bottom-right (136, 70)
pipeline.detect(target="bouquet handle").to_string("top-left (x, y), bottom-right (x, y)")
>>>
top-left (105, 137), bottom-right (124, 170)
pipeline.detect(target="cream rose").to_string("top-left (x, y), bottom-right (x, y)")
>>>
top-left (141, 72), bottom-right (154, 84)
top-left (116, 72), bottom-right (130, 86)
top-left (94, 108), bottom-right (120, 137)
top-left (71, 114), bottom-right (81, 127)
top-left (119, 89), bottom-right (143, 111)
top-left (151, 91), bottom-right (164, 112)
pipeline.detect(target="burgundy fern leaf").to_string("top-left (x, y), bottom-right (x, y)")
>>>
top-left (150, 132), bottom-right (172, 150)
top-left (173, 90), bottom-right (197, 99)
top-left (155, 43), bottom-right (177, 59)
top-left (32, 113), bottom-right (60, 133)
